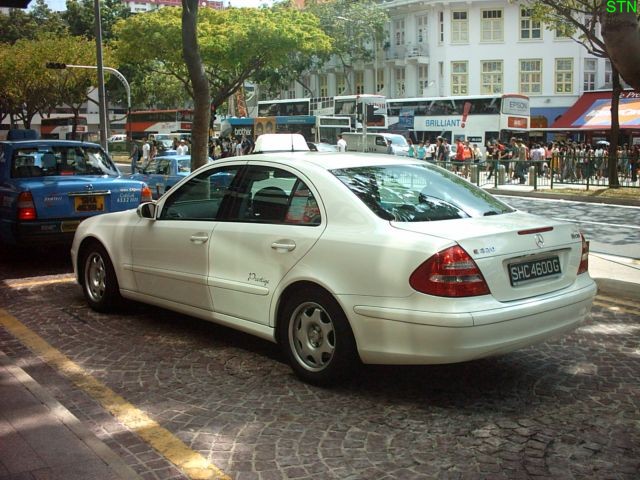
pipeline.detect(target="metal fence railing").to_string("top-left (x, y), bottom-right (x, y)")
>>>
top-left (429, 154), bottom-right (639, 190)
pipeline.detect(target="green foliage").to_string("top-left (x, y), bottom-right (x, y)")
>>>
top-left (62, 0), bottom-right (132, 40)
top-left (113, 6), bottom-right (332, 108)
top-left (305, 0), bottom-right (388, 75)
top-left (0, 34), bottom-right (109, 128)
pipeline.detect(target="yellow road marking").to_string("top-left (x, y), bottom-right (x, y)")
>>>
top-left (3, 275), bottom-right (75, 289)
top-left (0, 310), bottom-right (230, 480)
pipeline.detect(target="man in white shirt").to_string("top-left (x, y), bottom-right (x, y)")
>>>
top-left (176, 139), bottom-right (189, 155)
top-left (337, 134), bottom-right (347, 152)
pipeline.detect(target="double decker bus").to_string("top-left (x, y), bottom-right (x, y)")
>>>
top-left (257, 94), bottom-right (387, 130)
top-left (387, 94), bottom-right (530, 146)
top-left (125, 109), bottom-right (193, 140)
top-left (40, 116), bottom-right (88, 140)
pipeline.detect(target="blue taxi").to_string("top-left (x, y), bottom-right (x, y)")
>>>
top-left (0, 130), bottom-right (152, 246)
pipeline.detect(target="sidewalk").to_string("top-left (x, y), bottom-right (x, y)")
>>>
top-left (0, 351), bottom-right (141, 480)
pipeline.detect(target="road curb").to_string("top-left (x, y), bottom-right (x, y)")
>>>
top-left (594, 277), bottom-right (640, 302)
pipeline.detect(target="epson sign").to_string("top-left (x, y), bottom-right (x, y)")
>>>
top-left (502, 98), bottom-right (530, 115)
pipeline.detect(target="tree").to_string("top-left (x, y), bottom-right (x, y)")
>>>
top-left (180, 0), bottom-right (210, 169)
top-left (601, 1), bottom-right (640, 91)
top-left (528, 0), bottom-right (629, 187)
top-left (113, 6), bottom-right (331, 168)
top-left (304, 0), bottom-right (388, 95)
top-left (0, 35), bottom-right (107, 130)
top-left (63, 0), bottom-right (131, 41)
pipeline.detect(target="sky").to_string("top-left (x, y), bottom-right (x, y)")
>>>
top-left (43, 0), bottom-right (274, 12)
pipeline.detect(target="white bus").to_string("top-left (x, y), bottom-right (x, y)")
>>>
top-left (257, 94), bottom-right (387, 130)
top-left (387, 94), bottom-right (530, 147)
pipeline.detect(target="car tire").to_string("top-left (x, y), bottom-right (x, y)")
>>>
top-left (279, 288), bottom-right (359, 385)
top-left (81, 243), bottom-right (122, 312)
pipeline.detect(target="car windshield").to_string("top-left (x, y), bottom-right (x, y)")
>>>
top-left (332, 163), bottom-right (513, 222)
top-left (11, 145), bottom-right (119, 178)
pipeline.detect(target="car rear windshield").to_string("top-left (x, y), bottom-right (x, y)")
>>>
top-left (332, 163), bottom-right (514, 222)
top-left (11, 145), bottom-right (119, 178)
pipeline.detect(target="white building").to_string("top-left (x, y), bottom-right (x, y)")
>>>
top-left (271, 0), bottom-right (617, 133)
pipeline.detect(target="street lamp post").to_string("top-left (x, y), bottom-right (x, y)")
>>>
top-left (94, 0), bottom-right (108, 151)
top-left (46, 63), bottom-right (132, 151)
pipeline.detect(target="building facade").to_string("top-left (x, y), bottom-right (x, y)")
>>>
top-left (272, 0), bottom-right (618, 132)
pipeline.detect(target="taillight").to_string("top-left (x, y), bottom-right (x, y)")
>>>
top-left (140, 185), bottom-right (153, 203)
top-left (578, 233), bottom-right (589, 275)
top-left (17, 191), bottom-right (37, 220)
top-left (410, 245), bottom-right (490, 297)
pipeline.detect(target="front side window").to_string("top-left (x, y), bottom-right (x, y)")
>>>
top-left (417, 14), bottom-right (428, 43)
top-left (481, 10), bottom-right (503, 42)
top-left (355, 71), bottom-right (364, 95)
top-left (159, 166), bottom-right (241, 221)
top-left (481, 60), bottom-right (503, 94)
top-left (519, 59), bottom-right (542, 95)
top-left (584, 58), bottom-right (596, 91)
top-left (394, 19), bottom-right (405, 46)
top-left (520, 8), bottom-right (541, 40)
top-left (555, 58), bottom-right (573, 94)
top-left (451, 61), bottom-right (468, 95)
top-left (395, 67), bottom-right (406, 96)
top-left (11, 145), bottom-right (118, 178)
top-left (451, 10), bottom-right (469, 43)
top-left (332, 164), bottom-right (513, 222)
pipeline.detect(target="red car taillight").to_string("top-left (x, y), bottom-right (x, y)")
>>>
top-left (410, 245), bottom-right (490, 297)
top-left (578, 233), bottom-right (589, 275)
top-left (141, 185), bottom-right (153, 203)
top-left (17, 191), bottom-right (37, 220)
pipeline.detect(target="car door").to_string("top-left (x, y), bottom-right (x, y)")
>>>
top-left (209, 163), bottom-right (326, 326)
top-left (130, 163), bottom-right (244, 310)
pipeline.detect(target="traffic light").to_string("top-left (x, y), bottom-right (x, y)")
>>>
top-left (45, 62), bottom-right (67, 69)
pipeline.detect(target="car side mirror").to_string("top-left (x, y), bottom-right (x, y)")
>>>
top-left (137, 202), bottom-right (156, 219)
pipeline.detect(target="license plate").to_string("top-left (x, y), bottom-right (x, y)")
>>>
top-left (509, 256), bottom-right (561, 286)
top-left (74, 195), bottom-right (105, 212)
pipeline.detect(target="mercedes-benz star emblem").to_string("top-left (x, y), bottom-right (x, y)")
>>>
top-left (534, 234), bottom-right (544, 248)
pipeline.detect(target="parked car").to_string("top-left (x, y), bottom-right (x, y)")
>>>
top-left (131, 154), bottom-right (218, 199)
top-left (0, 130), bottom-right (152, 246)
top-left (71, 152), bottom-right (596, 385)
top-left (131, 154), bottom-right (194, 199)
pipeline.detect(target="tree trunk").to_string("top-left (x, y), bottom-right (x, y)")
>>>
top-left (181, 0), bottom-right (211, 170)
top-left (601, 4), bottom-right (640, 92)
top-left (609, 69), bottom-right (622, 188)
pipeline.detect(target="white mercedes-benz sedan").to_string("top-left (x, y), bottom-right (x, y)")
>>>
top-left (71, 152), bottom-right (597, 385)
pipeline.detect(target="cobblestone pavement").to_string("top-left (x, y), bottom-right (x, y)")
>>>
top-left (0, 272), bottom-right (638, 480)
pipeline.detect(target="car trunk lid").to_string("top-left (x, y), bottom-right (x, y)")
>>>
top-left (392, 211), bottom-right (585, 302)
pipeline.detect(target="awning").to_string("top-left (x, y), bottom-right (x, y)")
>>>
top-left (550, 90), bottom-right (640, 130)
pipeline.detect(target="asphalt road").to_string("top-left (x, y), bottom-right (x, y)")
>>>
top-left (498, 195), bottom-right (640, 259)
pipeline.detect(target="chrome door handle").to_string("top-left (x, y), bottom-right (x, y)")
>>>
top-left (271, 241), bottom-right (296, 252)
top-left (190, 233), bottom-right (210, 244)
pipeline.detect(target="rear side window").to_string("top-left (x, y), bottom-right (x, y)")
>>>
top-left (11, 146), bottom-right (118, 178)
top-left (332, 163), bottom-right (513, 222)
top-left (230, 166), bottom-right (321, 226)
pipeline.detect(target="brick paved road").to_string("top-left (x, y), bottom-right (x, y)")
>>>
top-left (1, 265), bottom-right (639, 479)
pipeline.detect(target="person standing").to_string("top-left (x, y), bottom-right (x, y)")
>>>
top-left (129, 141), bottom-right (141, 174)
top-left (416, 141), bottom-right (427, 160)
top-left (176, 139), bottom-right (189, 155)
top-left (141, 137), bottom-right (151, 168)
top-left (337, 134), bottom-right (347, 152)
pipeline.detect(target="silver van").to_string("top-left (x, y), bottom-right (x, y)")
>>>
top-left (342, 132), bottom-right (410, 156)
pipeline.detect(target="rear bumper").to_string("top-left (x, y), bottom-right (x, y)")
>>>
top-left (0, 218), bottom-right (82, 246)
top-left (344, 279), bottom-right (597, 365)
